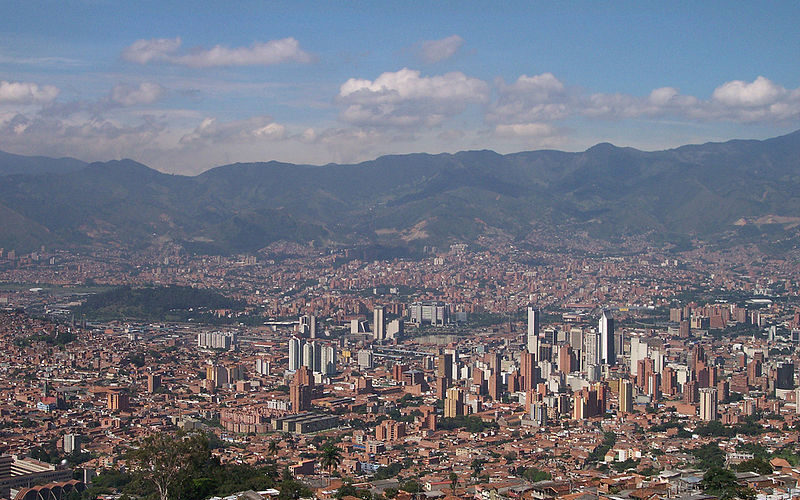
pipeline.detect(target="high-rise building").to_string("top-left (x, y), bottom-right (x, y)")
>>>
top-left (599, 310), bottom-right (615, 365)
top-left (357, 349), bottom-right (373, 370)
top-left (147, 374), bottom-right (161, 393)
top-left (437, 352), bottom-right (453, 384)
top-left (410, 301), bottom-right (450, 325)
top-left (255, 357), bottom-right (270, 376)
top-left (107, 390), bottom-right (130, 412)
top-left (290, 366), bottom-right (313, 412)
top-left (583, 330), bottom-right (601, 369)
top-left (319, 344), bottom-right (337, 375)
top-left (619, 380), bottom-right (633, 413)
top-left (373, 306), bottom-right (386, 341)
top-left (527, 307), bottom-right (540, 358)
top-left (63, 434), bottom-right (81, 454)
top-left (444, 387), bottom-right (464, 418)
top-left (289, 337), bottom-right (302, 371)
top-left (699, 387), bottom-right (718, 421)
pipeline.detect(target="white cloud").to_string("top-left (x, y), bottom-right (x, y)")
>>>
top-left (111, 82), bottom-right (166, 106)
top-left (0, 81), bottom-right (59, 104)
top-left (122, 37), bottom-right (312, 67)
top-left (0, 112), bottom-right (166, 161)
top-left (712, 76), bottom-right (785, 107)
top-left (488, 73), bottom-right (570, 124)
top-left (179, 116), bottom-right (286, 145)
top-left (338, 68), bottom-right (489, 127)
top-left (494, 123), bottom-right (557, 138)
top-left (419, 35), bottom-right (464, 63)
top-left (121, 37), bottom-right (182, 64)
top-left (489, 73), bottom-right (800, 126)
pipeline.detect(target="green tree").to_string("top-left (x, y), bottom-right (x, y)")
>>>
top-left (701, 467), bottom-right (755, 500)
top-left (126, 431), bottom-right (210, 500)
top-left (319, 444), bottom-right (342, 475)
top-left (268, 441), bottom-right (279, 457)
top-left (471, 459), bottom-right (485, 479)
top-left (449, 472), bottom-right (458, 494)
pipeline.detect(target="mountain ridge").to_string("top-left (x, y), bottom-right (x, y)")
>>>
top-left (1, 129), bottom-right (799, 254)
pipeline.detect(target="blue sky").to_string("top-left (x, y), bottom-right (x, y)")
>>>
top-left (1, 1), bottom-right (799, 173)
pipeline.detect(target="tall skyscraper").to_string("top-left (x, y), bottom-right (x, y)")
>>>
top-left (527, 307), bottom-right (540, 359)
top-left (619, 379), bottom-right (633, 413)
top-left (437, 352), bottom-right (453, 384)
top-left (289, 336), bottom-right (302, 371)
top-left (599, 310), bottom-right (615, 365)
top-left (583, 330), bottom-right (600, 369)
top-left (373, 306), bottom-right (386, 341)
top-left (699, 387), bottom-right (718, 421)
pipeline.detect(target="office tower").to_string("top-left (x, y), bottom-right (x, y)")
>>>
top-left (521, 351), bottom-right (538, 391)
top-left (775, 362), bottom-right (794, 390)
top-left (373, 306), bottom-right (386, 341)
top-left (289, 336), bottom-right (302, 371)
top-left (302, 341), bottom-right (314, 370)
top-left (320, 344), bottom-right (336, 375)
top-left (599, 310), bottom-right (615, 365)
top-left (488, 372), bottom-right (502, 401)
top-left (630, 336), bottom-right (648, 376)
top-left (444, 387), bottom-right (464, 418)
top-left (290, 366), bottom-right (313, 412)
top-left (583, 330), bottom-right (601, 369)
top-left (309, 314), bottom-right (317, 338)
top-left (437, 352), bottom-right (453, 384)
top-left (255, 357), bottom-right (270, 376)
top-left (147, 374), bottom-right (161, 393)
top-left (64, 434), bottom-right (81, 454)
top-left (558, 344), bottom-right (574, 374)
top-left (796, 388), bottom-right (800, 414)
top-left (619, 380), bottom-right (633, 413)
top-left (410, 301), bottom-right (450, 325)
top-left (107, 390), bottom-right (130, 412)
top-left (527, 307), bottom-right (540, 358)
top-left (699, 387), bottom-right (718, 421)
top-left (387, 319), bottom-right (404, 340)
top-left (357, 349), bottom-right (373, 370)
top-left (530, 401), bottom-right (547, 427)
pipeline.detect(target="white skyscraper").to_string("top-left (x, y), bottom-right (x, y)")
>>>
top-left (599, 310), bottom-right (615, 365)
top-left (373, 306), bottom-right (386, 341)
top-left (288, 337), bottom-right (302, 371)
top-left (630, 336), bottom-right (648, 376)
top-left (527, 307), bottom-right (540, 359)
top-left (320, 344), bottom-right (337, 375)
top-left (302, 342), bottom-right (314, 370)
top-left (583, 329), bottom-right (601, 369)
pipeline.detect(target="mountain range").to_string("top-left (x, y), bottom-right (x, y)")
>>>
top-left (1, 130), bottom-right (799, 255)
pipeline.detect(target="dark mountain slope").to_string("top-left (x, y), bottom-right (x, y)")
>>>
top-left (0, 129), bottom-right (798, 253)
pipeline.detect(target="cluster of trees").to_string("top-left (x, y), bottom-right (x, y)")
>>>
top-left (695, 419), bottom-right (763, 437)
top-left (93, 431), bottom-right (312, 500)
top-left (437, 415), bottom-right (499, 433)
top-left (588, 431), bottom-right (617, 463)
top-left (74, 285), bottom-right (246, 322)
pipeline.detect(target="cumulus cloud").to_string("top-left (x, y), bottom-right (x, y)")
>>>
top-left (121, 37), bottom-right (182, 64)
top-left (338, 68), bottom-right (489, 127)
top-left (122, 37), bottom-right (313, 67)
top-left (494, 123), bottom-right (557, 138)
top-left (0, 81), bottom-right (59, 104)
top-left (711, 76), bottom-right (785, 107)
top-left (488, 73), bottom-right (570, 124)
top-left (111, 82), bottom-right (166, 106)
top-left (0, 112), bottom-right (166, 160)
top-left (179, 116), bottom-right (286, 145)
top-left (489, 73), bottom-right (800, 126)
top-left (419, 35), bottom-right (464, 63)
